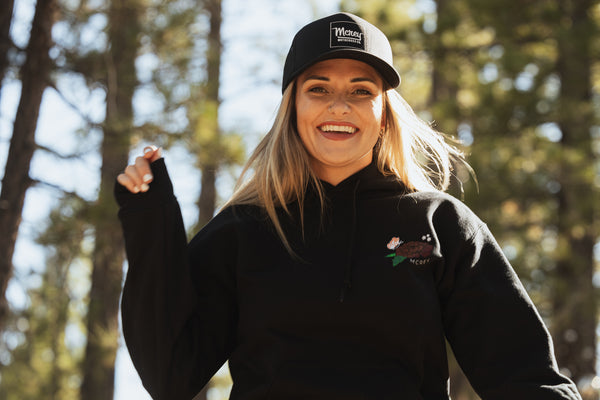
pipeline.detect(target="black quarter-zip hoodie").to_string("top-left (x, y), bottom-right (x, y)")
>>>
top-left (115, 158), bottom-right (581, 400)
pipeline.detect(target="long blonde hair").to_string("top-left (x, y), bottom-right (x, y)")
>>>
top-left (376, 89), bottom-right (465, 192)
top-left (224, 81), bottom-right (467, 252)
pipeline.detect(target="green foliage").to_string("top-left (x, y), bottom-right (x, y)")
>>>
top-left (0, 195), bottom-right (91, 400)
top-left (189, 99), bottom-right (245, 167)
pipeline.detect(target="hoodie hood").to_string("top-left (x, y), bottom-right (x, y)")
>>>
top-left (319, 161), bottom-right (409, 198)
top-left (301, 162), bottom-right (409, 302)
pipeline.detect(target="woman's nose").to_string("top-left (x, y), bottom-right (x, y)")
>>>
top-left (328, 95), bottom-right (351, 115)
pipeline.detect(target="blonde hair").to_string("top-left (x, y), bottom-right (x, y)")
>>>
top-left (376, 89), bottom-right (465, 191)
top-left (224, 81), bottom-right (467, 252)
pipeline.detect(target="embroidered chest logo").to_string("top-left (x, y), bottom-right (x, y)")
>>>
top-left (385, 234), bottom-right (433, 266)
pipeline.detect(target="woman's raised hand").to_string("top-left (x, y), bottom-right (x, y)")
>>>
top-left (117, 146), bottom-right (162, 193)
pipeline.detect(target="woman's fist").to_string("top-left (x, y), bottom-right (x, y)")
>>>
top-left (117, 146), bottom-right (162, 193)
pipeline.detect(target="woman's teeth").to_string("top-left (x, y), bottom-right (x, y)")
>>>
top-left (319, 125), bottom-right (357, 134)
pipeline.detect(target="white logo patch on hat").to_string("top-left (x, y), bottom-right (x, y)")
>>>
top-left (330, 21), bottom-right (365, 49)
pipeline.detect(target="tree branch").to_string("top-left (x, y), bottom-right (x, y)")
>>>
top-left (46, 81), bottom-right (102, 128)
top-left (35, 143), bottom-right (93, 161)
top-left (30, 178), bottom-right (88, 202)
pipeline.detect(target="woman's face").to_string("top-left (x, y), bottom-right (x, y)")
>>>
top-left (295, 58), bottom-right (385, 185)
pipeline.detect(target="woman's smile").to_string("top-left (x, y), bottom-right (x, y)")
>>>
top-left (317, 122), bottom-right (359, 139)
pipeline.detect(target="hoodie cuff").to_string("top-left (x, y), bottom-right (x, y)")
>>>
top-left (114, 158), bottom-right (176, 212)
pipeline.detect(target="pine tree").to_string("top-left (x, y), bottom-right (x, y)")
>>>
top-left (195, 0), bottom-right (223, 230)
top-left (0, 0), bottom-right (59, 333)
top-left (79, 0), bottom-right (142, 398)
top-left (0, 195), bottom-right (90, 400)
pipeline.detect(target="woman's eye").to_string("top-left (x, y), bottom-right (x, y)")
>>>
top-left (353, 88), bottom-right (372, 95)
top-left (308, 86), bottom-right (327, 94)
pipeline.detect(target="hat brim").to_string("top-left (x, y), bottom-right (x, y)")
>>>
top-left (284, 49), bottom-right (400, 92)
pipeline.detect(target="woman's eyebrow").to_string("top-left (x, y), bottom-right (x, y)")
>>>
top-left (350, 77), bottom-right (378, 84)
top-left (303, 75), bottom-right (329, 82)
top-left (302, 75), bottom-right (378, 84)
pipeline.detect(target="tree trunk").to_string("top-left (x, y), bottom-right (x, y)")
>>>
top-left (196, 0), bottom-right (222, 231)
top-left (0, 0), bottom-right (15, 101)
top-left (79, 2), bottom-right (140, 399)
top-left (46, 259), bottom-right (72, 400)
top-left (192, 1), bottom-right (223, 398)
top-left (428, 0), bottom-right (461, 134)
top-left (552, 1), bottom-right (597, 398)
top-left (0, 0), bottom-right (57, 333)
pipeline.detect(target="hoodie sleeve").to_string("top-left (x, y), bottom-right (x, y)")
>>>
top-left (435, 199), bottom-right (581, 400)
top-left (115, 159), bottom-right (237, 400)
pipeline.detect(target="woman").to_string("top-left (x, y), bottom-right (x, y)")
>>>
top-left (115, 12), bottom-right (582, 400)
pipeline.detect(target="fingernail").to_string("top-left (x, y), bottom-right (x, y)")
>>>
top-left (133, 186), bottom-right (140, 193)
top-left (143, 147), bottom-right (153, 154)
top-left (140, 183), bottom-right (149, 192)
top-left (143, 174), bottom-right (153, 183)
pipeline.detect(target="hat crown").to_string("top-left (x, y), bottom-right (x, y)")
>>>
top-left (282, 13), bottom-right (400, 92)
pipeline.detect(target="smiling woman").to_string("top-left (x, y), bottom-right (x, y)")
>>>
top-left (114, 12), bottom-right (582, 400)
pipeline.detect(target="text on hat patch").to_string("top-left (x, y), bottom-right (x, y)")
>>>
top-left (330, 21), bottom-right (365, 49)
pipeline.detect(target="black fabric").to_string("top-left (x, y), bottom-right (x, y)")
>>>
top-left (116, 159), bottom-right (581, 400)
top-left (282, 12), bottom-right (401, 92)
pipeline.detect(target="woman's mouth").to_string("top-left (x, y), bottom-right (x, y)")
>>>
top-left (317, 123), bottom-right (359, 140)
top-left (318, 124), bottom-right (357, 134)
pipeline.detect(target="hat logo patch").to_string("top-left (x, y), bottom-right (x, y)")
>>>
top-left (330, 21), bottom-right (364, 49)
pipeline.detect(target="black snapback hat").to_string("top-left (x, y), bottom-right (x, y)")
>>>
top-left (282, 12), bottom-right (400, 93)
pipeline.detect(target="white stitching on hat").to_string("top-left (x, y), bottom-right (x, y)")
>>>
top-left (330, 21), bottom-right (365, 49)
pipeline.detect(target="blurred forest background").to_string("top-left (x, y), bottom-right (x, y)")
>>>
top-left (0, 0), bottom-right (598, 399)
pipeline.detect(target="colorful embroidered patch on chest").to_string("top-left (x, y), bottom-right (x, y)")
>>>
top-left (386, 234), bottom-right (433, 266)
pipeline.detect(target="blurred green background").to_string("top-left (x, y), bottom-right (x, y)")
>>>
top-left (0, 0), bottom-right (598, 399)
